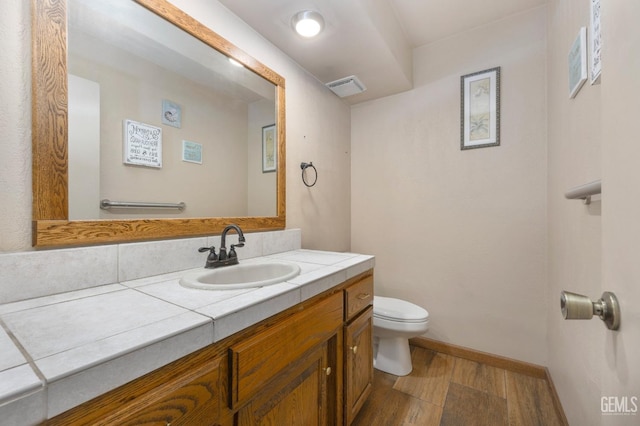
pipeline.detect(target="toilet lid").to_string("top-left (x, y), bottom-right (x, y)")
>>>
top-left (373, 296), bottom-right (429, 322)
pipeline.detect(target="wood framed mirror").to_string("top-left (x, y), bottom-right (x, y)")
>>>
top-left (32, 0), bottom-right (286, 247)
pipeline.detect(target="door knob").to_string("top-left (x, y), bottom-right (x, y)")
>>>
top-left (560, 291), bottom-right (620, 330)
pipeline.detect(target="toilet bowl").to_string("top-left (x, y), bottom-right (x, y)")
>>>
top-left (373, 296), bottom-right (429, 376)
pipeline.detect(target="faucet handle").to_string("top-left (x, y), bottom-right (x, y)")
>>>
top-left (199, 246), bottom-right (218, 260)
top-left (199, 246), bottom-right (218, 267)
top-left (229, 243), bottom-right (243, 258)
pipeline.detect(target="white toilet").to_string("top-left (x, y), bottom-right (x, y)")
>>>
top-left (373, 296), bottom-right (429, 376)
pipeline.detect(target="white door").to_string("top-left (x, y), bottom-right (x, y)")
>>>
top-left (601, 0), bottom-right (640, 423)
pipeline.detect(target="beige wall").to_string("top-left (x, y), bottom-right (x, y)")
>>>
top-left (351, 7), bottom-right (548, 364)
top-left (0, 0), bottom-right (351, 252)
top-left (0, 0), bottom-right (31, 252)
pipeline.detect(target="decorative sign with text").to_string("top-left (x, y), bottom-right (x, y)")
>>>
top-left (123, 119), bottom-right (162, 168)
top-left (182, 140), bottom-right (202, 164)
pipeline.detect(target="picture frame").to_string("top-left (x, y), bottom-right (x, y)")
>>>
top-left (182, 140), bottom-right (202, 164)
top-left (161, 99), bottom-right (182, 128)
top-left (568, 27), bottom-right (587, 98)
top-left (123, 119), bottom-right (162, 168)
top-left (590, 0), bottom-right (602, 84)
top-left (262, 124), bottom-right (277, 173)
top-left (460, 67), bottom-right (500, 150)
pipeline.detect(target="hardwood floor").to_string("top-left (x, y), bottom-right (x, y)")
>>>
top-left (352, 346), bottom-right (566, 426)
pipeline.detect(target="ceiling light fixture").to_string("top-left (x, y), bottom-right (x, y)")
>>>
top-left (292, 10), bottom-right (324, 38)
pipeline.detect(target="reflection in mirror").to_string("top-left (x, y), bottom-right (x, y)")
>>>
top-left (31, 0), bottom-right (286, 247)
top-left (67, 0), bottom-right (277, 220)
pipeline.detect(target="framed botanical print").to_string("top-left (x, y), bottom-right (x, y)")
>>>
top-left (262, 124), bottom-right (277, 173)
top-left (460, 67), bottom-right (501, 150)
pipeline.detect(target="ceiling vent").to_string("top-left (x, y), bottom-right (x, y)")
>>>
top-left (325, 75), bottom-right (366, 97)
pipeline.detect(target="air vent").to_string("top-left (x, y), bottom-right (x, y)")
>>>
top-left (325, 75), bottom-right (366, 98)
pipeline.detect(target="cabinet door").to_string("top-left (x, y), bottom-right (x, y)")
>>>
top-left (344, 306), bottom-right (373, 425)
top-left (237, 343), bottom-right (332, 426)
top-left (229, 292), bottom-right (343, 410)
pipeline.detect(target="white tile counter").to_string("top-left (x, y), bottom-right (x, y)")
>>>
top-left (0, 247), bottom-right (374, 424)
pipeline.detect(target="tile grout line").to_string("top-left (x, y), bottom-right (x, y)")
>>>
top-left (0, 317), bottom-right (48, 387)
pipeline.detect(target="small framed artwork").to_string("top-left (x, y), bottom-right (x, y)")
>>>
top-left (568, 27), bottom-right (587, 98)
top-left (460, 66), bottom-right (500, 150)
top-left (262, 124), bottom-right (277, 173)
top-left (123, 119), bottom-right (162, 168)
top-left (182, 140), bottom-right (202, 164)
top-left (162, 99), bottom-right (182, 128)
top-left (590, 0), bottom-right (602, 84)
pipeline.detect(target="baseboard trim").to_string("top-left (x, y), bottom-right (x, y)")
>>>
top-left (409, 337), bottom-right (568, 425)
top-left (409, 336), bottom-right (546, 378)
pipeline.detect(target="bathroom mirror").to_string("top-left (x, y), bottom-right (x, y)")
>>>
top-left (32, 0), bottom-right (286, 247)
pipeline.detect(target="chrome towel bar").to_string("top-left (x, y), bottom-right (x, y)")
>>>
top-left (564, 179), bottom-right (601, 204)
top-left (100, 199), bottom-right (186, 211)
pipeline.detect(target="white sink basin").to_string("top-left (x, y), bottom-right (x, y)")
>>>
top-left (179, 261), bottom-right (301, 290)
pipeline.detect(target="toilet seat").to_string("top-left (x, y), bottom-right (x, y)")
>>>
top-left (374, 296), bottom-right (429, 323)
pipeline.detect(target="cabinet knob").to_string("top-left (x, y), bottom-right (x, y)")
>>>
top-left (350, 345), bottom-right (358, 354)
top-left (324, 367), bottom-right (332, 376)
top-left (357, 293), bottom-right (370, 300)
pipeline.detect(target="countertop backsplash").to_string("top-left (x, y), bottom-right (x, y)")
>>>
top-left (0, 229), bottom-right (301, 305)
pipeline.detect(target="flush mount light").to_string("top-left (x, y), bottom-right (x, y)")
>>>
top-left (292, 10), bottom-right (324, 38)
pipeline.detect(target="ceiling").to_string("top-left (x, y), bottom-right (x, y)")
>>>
top-left (218, 0), bottom-right (545, 104)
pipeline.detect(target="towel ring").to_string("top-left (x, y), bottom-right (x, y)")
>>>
top-left (300, 162), bottom-right (318, 187)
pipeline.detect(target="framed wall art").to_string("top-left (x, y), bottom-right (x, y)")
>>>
top-left (590, 0), bottom-right (602, 84)
top-left (460, 66), bottom-right (501, 150)
top-left (123, 119), bottom-right (162, 168)
top-left (262, 124), bottom-right (277, 173)
top-left (568, 27), bottom-right (587, 98)
top-left (161, 99), bottom-right (182, 128)
top-left (182, 140), bottom-right (202, 164)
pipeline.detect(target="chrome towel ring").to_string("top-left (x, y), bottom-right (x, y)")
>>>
top-left (300, 162), bottom-right (318, 187)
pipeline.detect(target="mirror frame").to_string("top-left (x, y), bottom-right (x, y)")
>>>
top-left (31, 0), bottom-right (286, 247)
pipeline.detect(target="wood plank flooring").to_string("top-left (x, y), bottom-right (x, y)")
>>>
top-left (352, 346), bottom-right (566, 426)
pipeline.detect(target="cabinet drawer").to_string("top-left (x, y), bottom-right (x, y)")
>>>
top-left (117, 359), bottom-right (222, 426)
top-left (229, 292), bottom-right (343, 409)
top-left (46, 356), bottom-right (223, 426)
top-left (345, 275), bottom-right (373, 321)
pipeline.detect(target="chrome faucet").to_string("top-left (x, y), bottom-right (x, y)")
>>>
top-left (198, 224), bottom-right (245, 268)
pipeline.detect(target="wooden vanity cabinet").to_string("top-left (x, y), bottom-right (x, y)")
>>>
top-left (45, 270), bottom-right (374, 426)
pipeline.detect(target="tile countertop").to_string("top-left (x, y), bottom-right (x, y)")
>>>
top-left (0, 249), bottom-right (374, 422)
